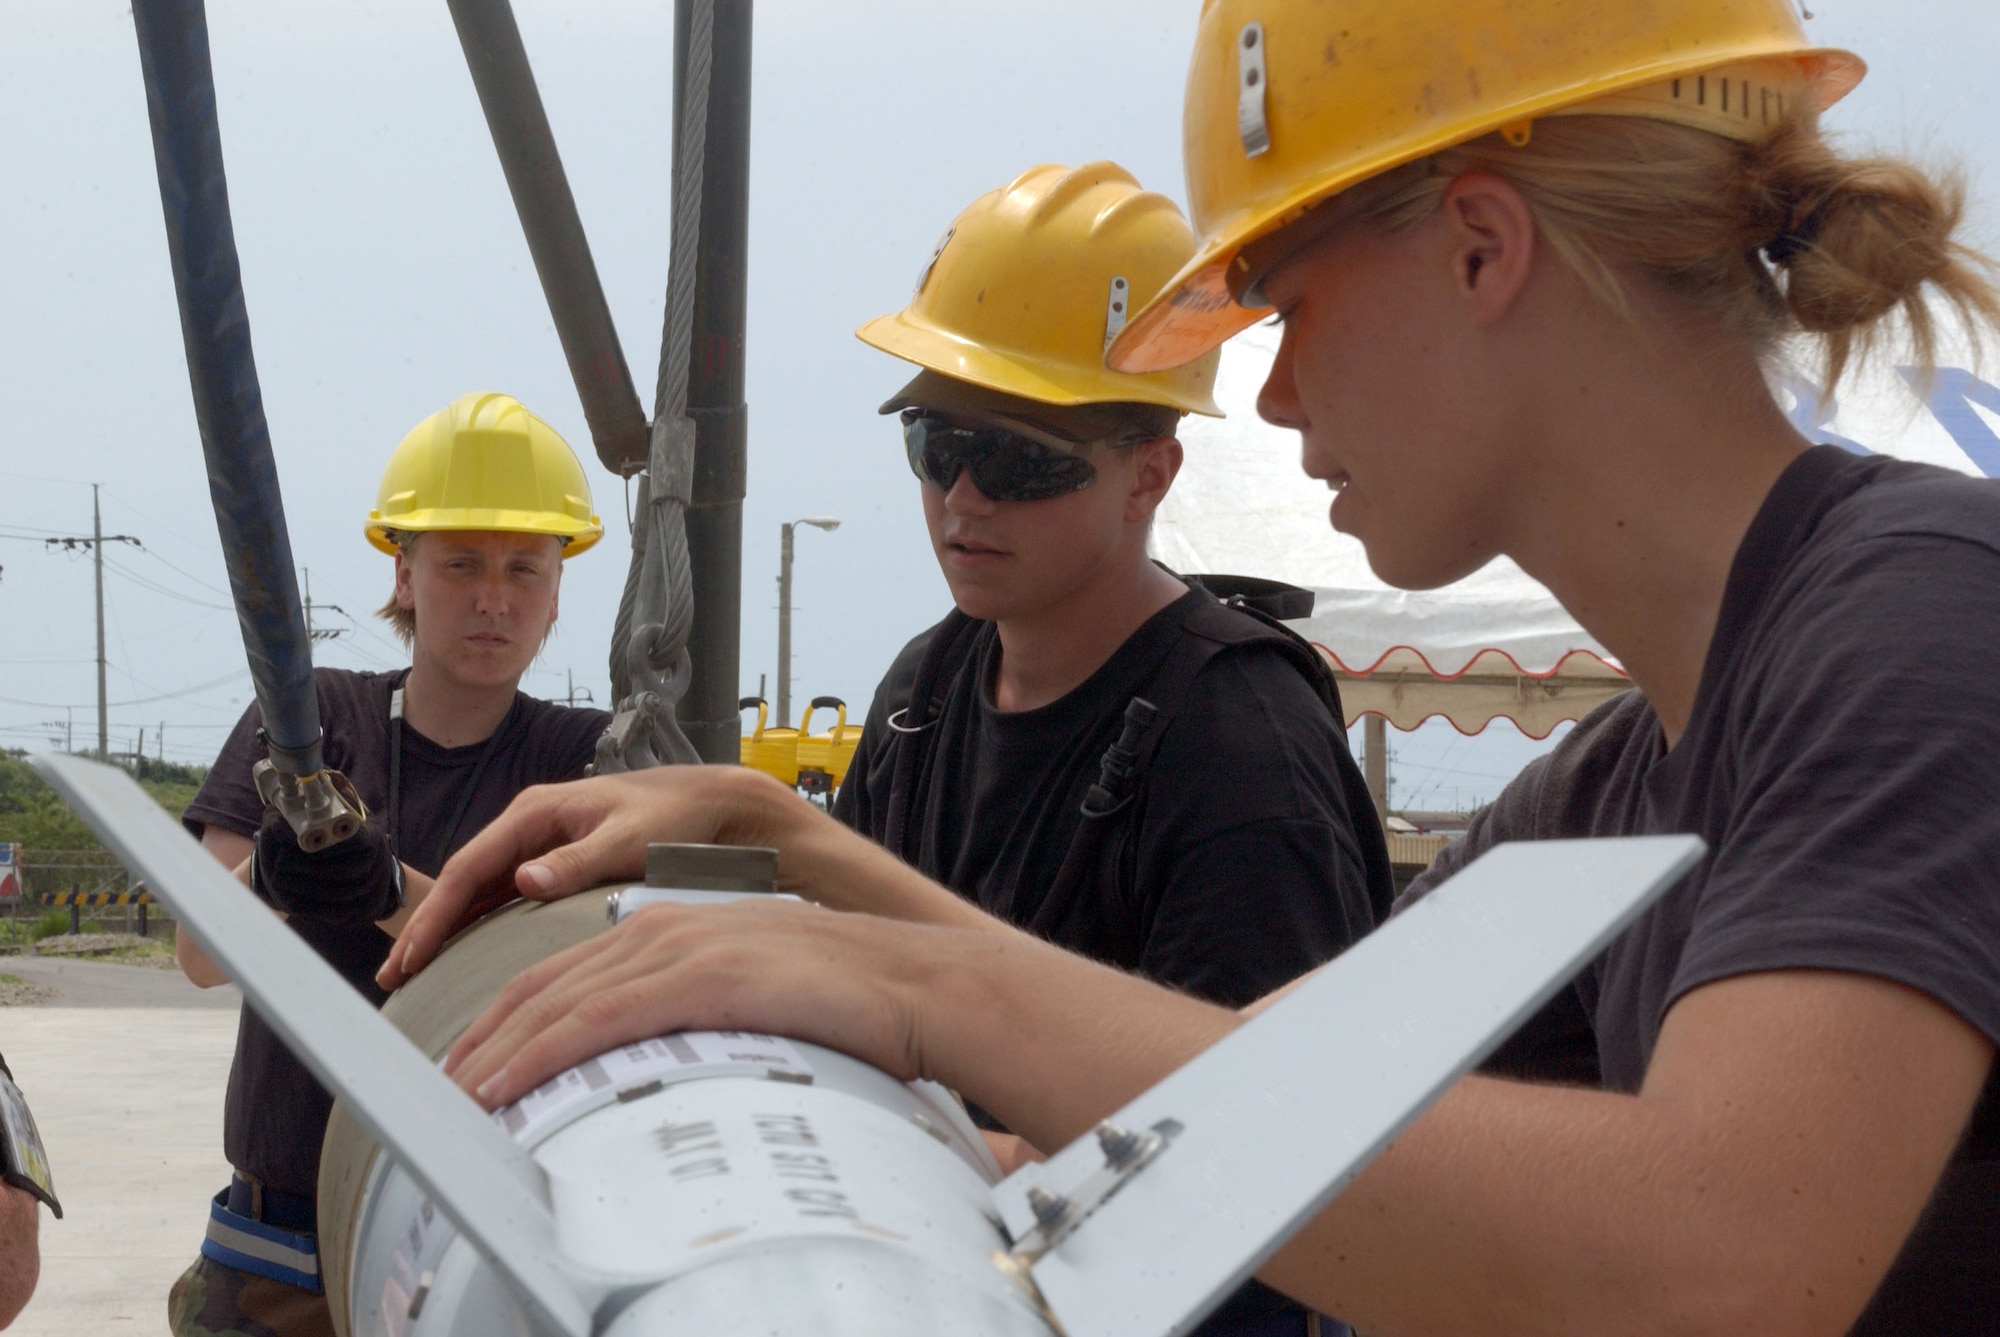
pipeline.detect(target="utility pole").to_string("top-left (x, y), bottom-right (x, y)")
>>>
top-left (301, 568), bottom-right (347, 643)
top-left (94, 485), bottom-right (107, 758)
top-left (52, 487), bottom-right (141, 759)
top-left (776, 518), bottom-right (840, 728)
top-left (1364, 716), bottom-right (1390, 820)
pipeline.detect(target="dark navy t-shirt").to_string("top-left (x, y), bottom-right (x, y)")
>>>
top-left (1411, 446), bottom-right (2000, 1333)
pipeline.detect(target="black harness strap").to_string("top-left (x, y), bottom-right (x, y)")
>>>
top-left (882, 608), bottom-right (982, 864)
top-left (1026, 599), bottom-right (1247, 932)
top-left (1034, 594), bottom-right (1394, 933)
top-left (879, 587), bottom-right (1396, 934)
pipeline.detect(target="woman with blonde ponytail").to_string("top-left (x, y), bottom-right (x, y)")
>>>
top-left (393, 6), bottom-right (1999, 1334)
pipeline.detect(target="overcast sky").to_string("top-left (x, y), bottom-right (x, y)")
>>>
top-left (3, 0), bottom-right (1996, 806)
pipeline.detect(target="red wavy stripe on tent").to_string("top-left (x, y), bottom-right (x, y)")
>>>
top-left (1309, 642), bottom-right (1629, 683)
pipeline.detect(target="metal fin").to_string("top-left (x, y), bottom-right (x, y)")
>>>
top-left (996, 835), bottom-right (1701, 1337)
top-left (31, 754), bottom-right (596, 1337)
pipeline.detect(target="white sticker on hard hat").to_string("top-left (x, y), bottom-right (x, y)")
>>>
top-left (1103, 275), bottom-right (1131, 349)
top-left (1238, 23), bottom-right (1271, 157)
top-left (915, 224), bottom-right (955, 295)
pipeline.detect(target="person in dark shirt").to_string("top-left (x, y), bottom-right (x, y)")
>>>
top-left (840, 162), bottom-right (1386, 986)
top-left (832, 162), bottom-right (1392, 1328)
top-left (170, 393), bottom-right (609, 1337)
top-left (397, 7), bottom-right (2000, 1336)
top-left (838, 163), bottom-right (1387, 1337)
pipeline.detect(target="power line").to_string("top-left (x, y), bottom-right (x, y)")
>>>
top-left (101, 554), bottom-right (235, 613)
top-left (0, 667), bottom-right (248, 710)
top-left (132, 544), bottom-right (235, 600)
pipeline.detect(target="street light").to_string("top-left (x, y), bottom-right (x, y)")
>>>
top-left (777, 517), bottom-right (840, 728)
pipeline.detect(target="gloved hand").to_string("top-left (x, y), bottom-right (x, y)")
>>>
top-left (251, 809), bottom-right (404, 924)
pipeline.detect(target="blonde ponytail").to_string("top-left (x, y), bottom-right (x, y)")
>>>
top-left (1757, 126), bottom-right (1996, 386)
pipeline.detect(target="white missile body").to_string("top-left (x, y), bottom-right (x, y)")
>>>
top-left (350, 1029), bottom-right (1050, 1337)
top-left (34, 753), bottom-right (1702, 1337)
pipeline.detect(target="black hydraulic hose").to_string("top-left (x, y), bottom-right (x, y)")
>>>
top-left (445, 0), bottom-right (652, 474)
top-left (131, 0), bottom-right (323, 778)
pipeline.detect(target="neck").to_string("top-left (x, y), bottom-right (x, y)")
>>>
top-left (989, 555), bottom-right (1187, 713)
top-left (1494, 323), bottom-right (1804, 747)
top-left (400, 655), bottom-right (518, 748)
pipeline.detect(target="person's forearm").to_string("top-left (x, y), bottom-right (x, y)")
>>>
top-left (906, 928), bottom-right (1239, 1152)
top-left (1255, 973), bottom-right (1990, 1337)
top-left (1259, 1077), bottom-right (1742, 1336)
top-left (175, 852), bottom-right (255, 987)
top-left (777, 809), bottom-right (1006, 931)
top-left (174, 927), bottom-right (230, 988)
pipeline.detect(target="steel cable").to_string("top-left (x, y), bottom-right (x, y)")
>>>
top-left (595, 0), bottom-right (714, 772)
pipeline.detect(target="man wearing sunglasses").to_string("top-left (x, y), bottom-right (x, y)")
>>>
top-left (838, 162), bottom-right (1390, 1337)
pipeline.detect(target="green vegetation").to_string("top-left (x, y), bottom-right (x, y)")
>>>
top-left (0, 750), bottom-right (205, 901)
top-left (27, 910), bottom-right (71, 941)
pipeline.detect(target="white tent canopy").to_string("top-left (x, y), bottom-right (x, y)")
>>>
top-left (1154, 318), bottom-right (1996, 734)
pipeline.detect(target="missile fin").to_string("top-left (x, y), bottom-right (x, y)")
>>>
top-left (33, 754), bottom-right (597, 1337)
top-left (995, 835), bottom-right (1702, 1337)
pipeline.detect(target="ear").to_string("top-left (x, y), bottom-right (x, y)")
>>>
top-left (1123, 436), bottom-right (1184, 524)
top-left (1436, 172), bottom-right (1537, 325)
top-left (393, 547), bottom-right (417, 612)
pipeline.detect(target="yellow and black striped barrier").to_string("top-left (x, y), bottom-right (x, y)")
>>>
top-left (42, 890), bottom-right (152, 907)
top-left (40, 888), bottom-right (156, 936)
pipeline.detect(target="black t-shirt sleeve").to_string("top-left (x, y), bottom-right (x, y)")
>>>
top-left (1130, 646), bottom-right (1376, 1006)
top-left (1670, 533), bottom-right (2000, 1046)
top-left (182, 698), bottom-right (273, 840)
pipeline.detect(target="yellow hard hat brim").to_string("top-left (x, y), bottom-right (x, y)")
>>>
top-left (858, 309), bottom-right (1223, 418)
top-left (364, 510), bottom-right (604, 559)
top-left (1110, 47), bottom-right (1863, 375)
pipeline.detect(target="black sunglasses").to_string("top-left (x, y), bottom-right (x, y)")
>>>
top-left (901, 411), bottom-right (1131, 502)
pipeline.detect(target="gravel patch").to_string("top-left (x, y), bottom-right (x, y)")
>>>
top-left (0, 974), bottom-right (58, 1007)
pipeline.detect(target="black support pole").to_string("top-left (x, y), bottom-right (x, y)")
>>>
top-left (673, 0), bottom-right (752, 764)
top-left (445, 0), bottom-right (652, 473)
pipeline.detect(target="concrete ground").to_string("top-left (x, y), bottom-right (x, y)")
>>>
top-left (3, 966), bottom-right (241, 1334)
top-left (3, 956), bottom-right (240, 1011)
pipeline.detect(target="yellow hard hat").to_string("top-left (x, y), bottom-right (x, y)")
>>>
top-left (1109, 0), bottom-right (1865, 373)
top-left (365, 392), bottom-right (604, 557)
top-left (859, 162), bottom-right (1223, 417)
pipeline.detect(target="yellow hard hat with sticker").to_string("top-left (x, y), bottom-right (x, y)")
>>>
top-left (1110, 0), bottom-right (1863, 374)
top-left (860, 162), bottom-right (1222, 417)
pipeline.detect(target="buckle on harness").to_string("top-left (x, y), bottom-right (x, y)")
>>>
top-left (1080, 697), bottom-right (1158, 819)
